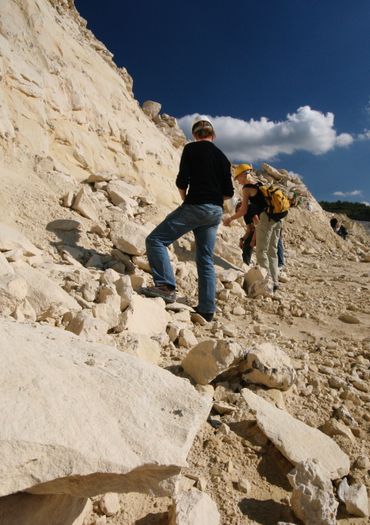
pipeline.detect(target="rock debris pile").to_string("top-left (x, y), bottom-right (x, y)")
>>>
top-left (0, 1), bottom-right (369, 524)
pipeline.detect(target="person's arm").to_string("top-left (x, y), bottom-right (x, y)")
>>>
top-left (176, 145), bottom-right (190, 194)
top-left (222, 158), bottom-right (234, 201)
top-left (223, 188), bottom-right (249, 226)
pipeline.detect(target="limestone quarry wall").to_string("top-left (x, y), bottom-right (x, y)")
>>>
top-left (0, 0), bottom-right (182, 241)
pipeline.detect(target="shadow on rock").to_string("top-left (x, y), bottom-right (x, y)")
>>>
top-left (238, 497), bottom-right (296, 524)
top-left (257, 442), bottom-right (292, 490)
top-left (46, 220), bottom-right (115, 271)
top-left (135, 512), bottom-right (168, 525)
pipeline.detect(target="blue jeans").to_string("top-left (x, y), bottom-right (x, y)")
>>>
top-left (146, 203), bottom-right (223, 313)
top-left (277, 236), bottom-right (285, 267)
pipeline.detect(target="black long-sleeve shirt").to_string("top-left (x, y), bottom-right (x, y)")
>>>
top-left (176, 141), bottom-right (233, 207)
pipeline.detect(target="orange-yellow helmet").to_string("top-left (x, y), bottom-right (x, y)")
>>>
top-left (233, 163), bottom-right (253, 179)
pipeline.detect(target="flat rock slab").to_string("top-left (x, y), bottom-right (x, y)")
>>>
top-left (242, 389), bottom-right (350, 479)
top-left (0, 319), bottom-right (211, 498)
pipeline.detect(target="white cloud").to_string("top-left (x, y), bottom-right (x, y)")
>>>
top-left (358, 130), bottom-right (370, 140)
top-left (178, 106), bottom-right (354, 162)
top-left (333, 190), bottom-right (362, 197)
top-left (362, 201), bottom-right (370, 207)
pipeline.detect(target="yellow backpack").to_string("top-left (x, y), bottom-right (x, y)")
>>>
top-left (259, 185), bottom-right (290, 221)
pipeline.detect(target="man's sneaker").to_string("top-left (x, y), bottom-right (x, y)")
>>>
top-left (190, 307), bottom-right (214, 324)
top-left (140, 285), bottom-right (176, 304)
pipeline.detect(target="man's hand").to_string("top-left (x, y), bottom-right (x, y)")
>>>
top-left (223, 216), bottom-right (232, 227)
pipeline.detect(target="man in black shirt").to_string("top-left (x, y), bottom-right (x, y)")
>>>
top-left (141, 116), bottom-right (233, 321)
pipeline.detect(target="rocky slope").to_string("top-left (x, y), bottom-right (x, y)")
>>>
top-left (0, 1), bottom-right (369, 525)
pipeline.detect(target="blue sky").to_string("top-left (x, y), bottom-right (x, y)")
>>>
top-left (75, 0), bottom-right (370, 204)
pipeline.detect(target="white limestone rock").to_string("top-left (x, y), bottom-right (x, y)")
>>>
top-left (66, 310), bottom-right (110, 344)
top-left (242, 389), bottom-right (350, 479)
top-left (288, 460), bottom-right (338, 525)
top-left (0, 253), bottom-right (14, 275)
top-left (121, 294), bottom-right (170, 336)
top-left (72, 187), bottom-right (99, 222)
top-left (337, 478), bottom-right (368, 518)
top-left (0, 493), bottom-right (91, 525)
top-left (12, 298), bottom-right (37, 322)
top-left (13, 261), bottom-right (81, 320)
top-left (244, 266), bottom-right (272, 297)
top-left (106, 179), bottom-right (143, 200)
top-left (0, 319), bottom-right (211, 497)
top-left (178, 329), bottom-right (198, 349)
top-left (117, 333), bottom-right (161, 365)
top-left (338, 313), bottom-right (360, 324)
top-left (97, 493), bottom-right (120, 517)
top-left (114, 274), bottom-right (133, 310)
top-left (182, 340), bottom-right (246, 385)
top-left (110, 220), bottom-right (154, 256)
top-left (0, 223), bottom-right (42, 256)
top-left (240, 342), bottom-right (297, 391)
top-left (47, 219), bottom-right (81, 231)
top-left (169, 488), bottom-right (220, 525)
top-left (92, 285), bottom-right (121, 330)
top-left (142, 100), bottom-right (162, 119)
top-left (0, 274), bottom-right (28, 316)
top-left (217, 268), bottom-right (243, 284)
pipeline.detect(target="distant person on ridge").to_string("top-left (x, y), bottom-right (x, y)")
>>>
top-left (223, 164), bottom-right (287, 292)
top-left (330, 217), bottom-right (348, 240)
top-left (141, 116), bottom-right (234, 322)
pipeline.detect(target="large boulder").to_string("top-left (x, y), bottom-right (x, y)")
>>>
top-left (0, 319), bottom-right (211, 497)
top-left (240, 342), bottom-right (297, 391)
top-left (242, 389), bottom-right (350, 479)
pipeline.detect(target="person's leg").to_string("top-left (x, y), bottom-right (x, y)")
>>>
top-left (267, 221), bottom-right (282, 285)
top-left (193, 205), bottom-right (223, 314)
top-left (193, 224), bottom-right (219, 313)
top-left (242, 229), bottom-right (254, 265)
top-left (146, 205), bottom-right (196, 288)
top-left (277, 235), bottom-right (285, 267)
top-left (255, 212), bottom-right (273, 274)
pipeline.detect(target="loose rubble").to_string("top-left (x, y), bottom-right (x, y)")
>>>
top-left (0, 1), bottom-right (369, 524)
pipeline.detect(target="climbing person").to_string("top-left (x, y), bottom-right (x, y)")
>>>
top-left (224, 163), bottom-right (265, 263)
top-left (141, 116), bottom-right (234, 322)
top-left (330, 217), bottom-right (348, 240)
top-left (223, 164), bottom-right (289, 292)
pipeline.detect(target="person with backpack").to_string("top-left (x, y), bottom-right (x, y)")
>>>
top-left (223, 164), bottom-right (289, 292)
top-left (140, 116), bottom-right (234, 322)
